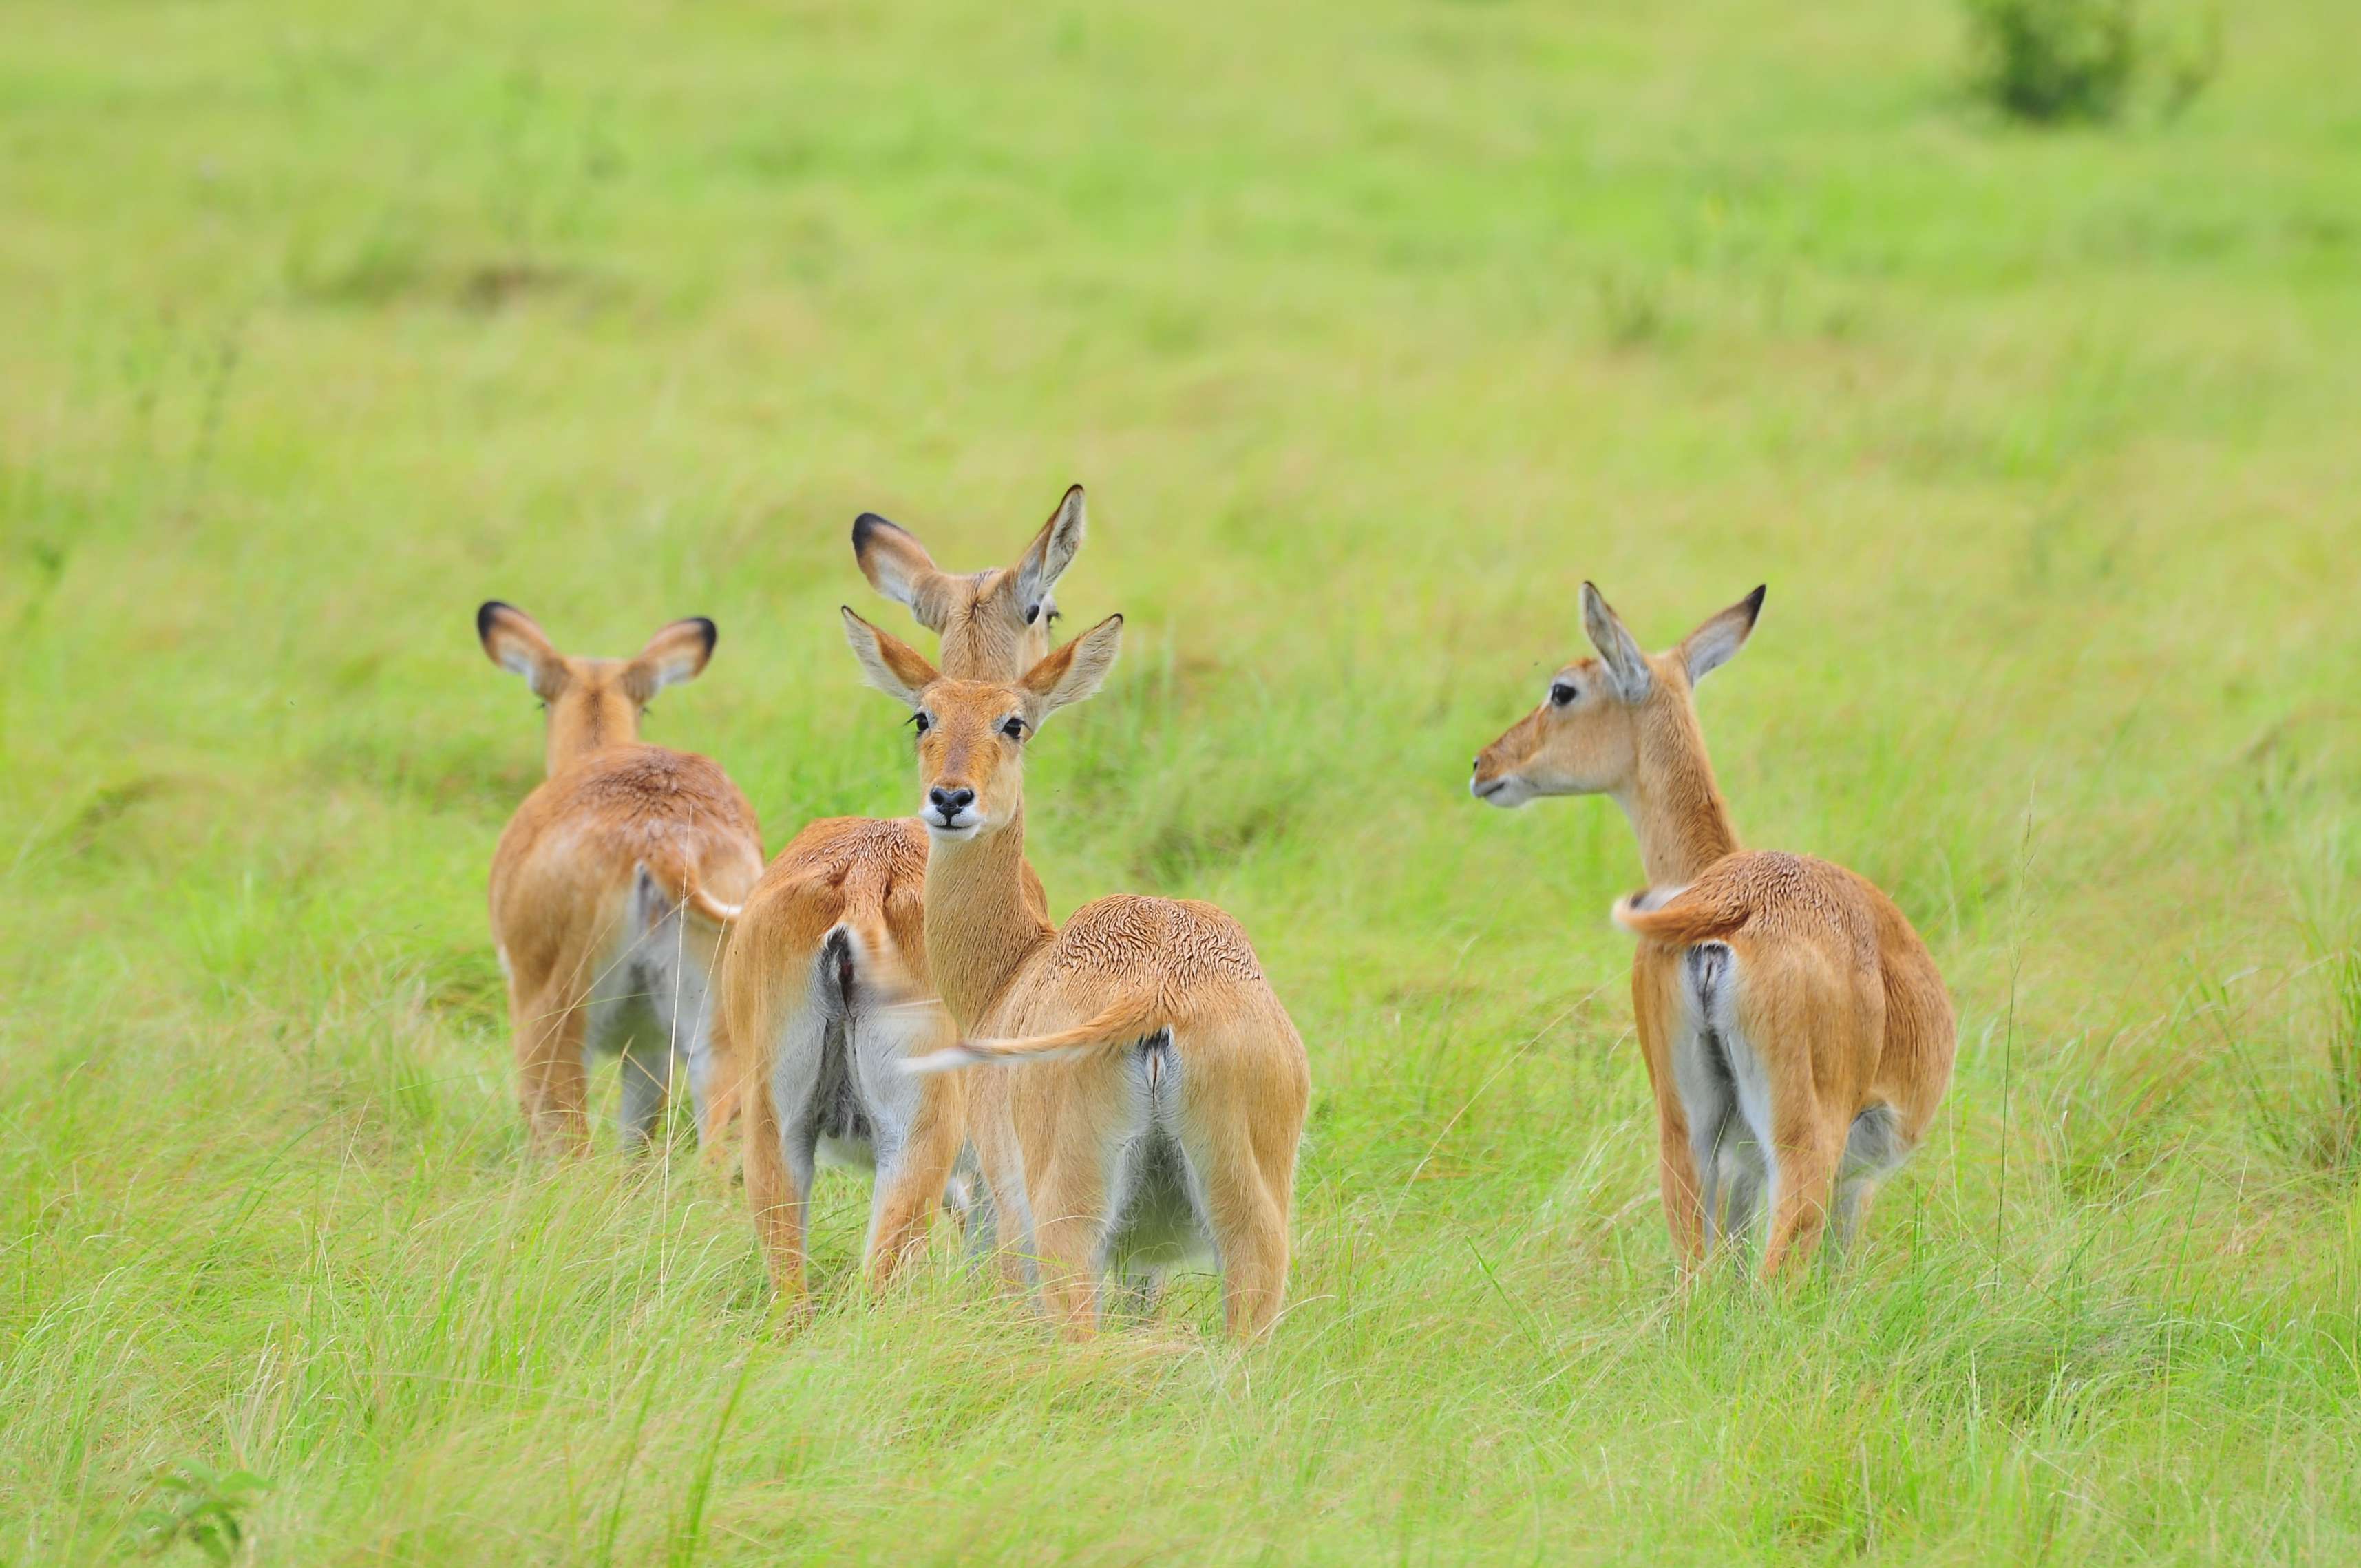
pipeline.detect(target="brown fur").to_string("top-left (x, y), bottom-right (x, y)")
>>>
top-left (480, 605), bottom-right (763, 1154)
top-left (1472, 584), bottom-right (1954, 1275)
top-left (728, 490), bottom-right (1081, 1311)
top-left (843, 611), bottom-right (1310, 1340)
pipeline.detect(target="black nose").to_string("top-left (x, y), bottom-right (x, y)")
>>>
top-left (929, 786), bottom-right (974, 816)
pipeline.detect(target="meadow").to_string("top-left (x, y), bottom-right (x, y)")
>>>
top-left (4, 0), bottom-right (2359, 1560)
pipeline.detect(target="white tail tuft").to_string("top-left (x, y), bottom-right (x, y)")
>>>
top-left (1611, 882), bottom-right (1689, 933)
top-left (898, 1044), bottom-right (986, 1076)
top-left (896, 1035), bottom-right (1099, 1076)
top-left (637, 859), bottom-right (741, 926)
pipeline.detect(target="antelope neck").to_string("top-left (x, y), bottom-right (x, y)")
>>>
top-left (547, 690), bottom-right (639, 776)
top-left (921, 804), bottom-right (1055, 1029)
top-left (937, 618), bottom-right (1024, 684)
top-left (1611, 705), bottom-right (1740, 887)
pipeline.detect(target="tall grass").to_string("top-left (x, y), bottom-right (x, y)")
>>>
top-left (4, 0), bottom-right (2358, 1560)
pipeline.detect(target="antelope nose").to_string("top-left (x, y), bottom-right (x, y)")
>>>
top-left (929, 786), bottom-right (975, 815)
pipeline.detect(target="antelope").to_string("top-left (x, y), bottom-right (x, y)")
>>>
top-left (840, 608), bottom-right (1310, 1339)
top-left (729, 489), bottom-right (1086, 1311)
top-left (1470, 584), bottom-right (1953, 1275)
top-left (479, 604), bottom-right (763, 1154)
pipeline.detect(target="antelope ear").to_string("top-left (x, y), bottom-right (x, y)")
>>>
top-left (1013, 484), bottom-right (1087, 620)
top-left (1681, 586), bottom-right (1765, 686)
top-left (853, 513), bottom-right (954, 631)
top-left (478, 602), bottom-right (566, 699)
top-left (1018, 613), bottom-right (1123, 721)
top-left (1581, 583), bottom-right (1651, 701)
top-left (625, 617), bottom-right (718, 701)
top-left (840, 606), bottom-right (941, 708)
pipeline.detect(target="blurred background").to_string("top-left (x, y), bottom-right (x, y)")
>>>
top-left (4, 1), bottom-right (2357, 1562)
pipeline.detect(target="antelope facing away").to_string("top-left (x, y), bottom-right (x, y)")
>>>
top-left (841, 608), bottom-right (1310, 1339)
top-left (728, 489), bottom-right (1085, 1311)
top-left (480, 604), bottom-right (763, 1154)
top-left (1470, 584), bottom-right (1953, 1275)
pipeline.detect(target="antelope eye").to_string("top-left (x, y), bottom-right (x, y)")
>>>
top-left (1000, 716), bottom-right (1028, 740)
top-left (1024, 604), bottom-right (1041, 625)
top-left (909, 711), bottom-right (932, 735)
top-left (1549, 682), bottom-right (1577, 707)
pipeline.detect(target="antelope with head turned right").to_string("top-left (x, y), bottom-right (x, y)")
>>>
top-left (727, 488), bottom-right (1086, 1313)
top-left (1470, 583), bottom-right (1953, 1275)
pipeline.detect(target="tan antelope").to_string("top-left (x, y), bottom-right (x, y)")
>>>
top-left (840, 608), bottom-right (1310, 1339)
top-left (1470, 584), bottom-right (1953, 1275)
top-left (479, 604), bottom-right (763, 1154)
top-left (728, 490), bottom-right (1086, 1311)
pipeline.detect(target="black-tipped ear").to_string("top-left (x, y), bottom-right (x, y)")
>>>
top-left (853, 511), bottom-right (951, 630)
top-left (1680, 586), bottom-right (1764, 686)
top-left (626, 617), bottom-right (719, 699)
top-left (1015, 484), bottom-right (1087, 610)
top-left (478, 601), bottom-right (565, 697)
top-left (850, 512), bottom-right (897, 559)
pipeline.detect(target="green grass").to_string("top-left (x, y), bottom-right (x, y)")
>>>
top-left (4, 0), bottom-right (2359, 1560)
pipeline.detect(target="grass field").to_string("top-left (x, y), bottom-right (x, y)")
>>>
top-left (6, 0), bottom-right (2360, 1560)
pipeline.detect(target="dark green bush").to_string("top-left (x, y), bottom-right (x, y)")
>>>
top-left (1965, 0), bottom-right (2139, 123)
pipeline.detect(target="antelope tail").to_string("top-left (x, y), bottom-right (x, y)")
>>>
top-left (1611, 885), bottom-right (1743, 946)
top-left (819, 902), bottom-right (925, 1013)
top-left (900, 993), bottom-right (1165, 1077)
top-left (637, 858), bottom-right (743, 927)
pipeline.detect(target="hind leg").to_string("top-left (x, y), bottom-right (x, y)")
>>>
top-left (654, 935), bottom-right (739, 1161)
top-left (845, 999), bottom-right (964, 1293)
top-left (1182, 1107), bottom-right (1292, 1341)
top-left (695, 999), bottom-right (745, 1163)
top-left (1202, 1158), bottom-right (1289, 1339)
top-left (1654, 1103), bottom-right (1706, 1269)
top-left (864, 1074), bottom-right (966, 1295)
top-left (516, 984), bottom-right (591, 1156)
top-left (745, 1110), bottom-right (816, 1311)
top-left (1028, 1155), bottom-right (1110, 1340)
top-left (747, 990), bottom-right (829, 1312)
top-left (618, 1031), bottom-right (673, 1150)
top-left (1758, 1109), bottom-right (1845, 1278)
top-left (1668, 1035), bottom-right (1737, 1262)
top-left (1633, 957), bottom-right (1705, 1270)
